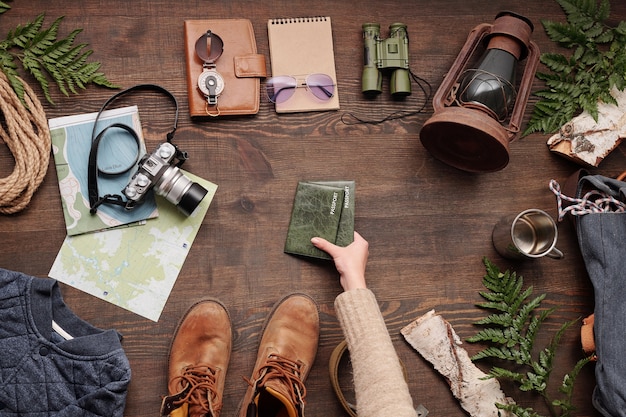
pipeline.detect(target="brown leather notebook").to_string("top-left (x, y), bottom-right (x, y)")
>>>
top-left (184, 19), bottom-right (267, 117)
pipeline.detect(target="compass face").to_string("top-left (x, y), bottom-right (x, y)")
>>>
top-left (198, 70), bottom-right (225, 98)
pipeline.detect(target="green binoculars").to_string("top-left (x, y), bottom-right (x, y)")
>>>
top-left (362, 22), bottom-right (411, 97)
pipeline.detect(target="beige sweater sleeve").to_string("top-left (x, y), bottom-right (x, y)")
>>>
top-left (334, 288), bottom-right (417, 417)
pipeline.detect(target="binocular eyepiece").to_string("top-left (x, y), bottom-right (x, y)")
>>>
top-left (362, 22), bottom-right (411, 97)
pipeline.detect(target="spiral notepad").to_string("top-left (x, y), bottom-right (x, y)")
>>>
top-left (267, 16), bottom-right (340, 113)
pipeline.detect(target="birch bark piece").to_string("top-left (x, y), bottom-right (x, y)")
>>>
top-left (547, 88), bottom-right (626, 167)
top-left (401, 309), bottom-right (514, 417)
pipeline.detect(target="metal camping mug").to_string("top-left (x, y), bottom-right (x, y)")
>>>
top-left (492, 209), bottom-right (564, 260)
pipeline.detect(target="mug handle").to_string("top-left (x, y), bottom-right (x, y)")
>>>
top-left (547, 247), bottom-right (564, 259)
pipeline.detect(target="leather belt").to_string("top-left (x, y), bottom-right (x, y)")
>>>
top-left (329, 340), bottom-right (428, 417)
top-left (329, 340), bottom-right (358, 417)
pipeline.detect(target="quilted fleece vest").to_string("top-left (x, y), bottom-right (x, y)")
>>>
top-left (0, 268), bottom-right (131, 416)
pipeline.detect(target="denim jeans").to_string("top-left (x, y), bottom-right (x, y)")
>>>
top-left (575, 175), bottom-right (626, 417)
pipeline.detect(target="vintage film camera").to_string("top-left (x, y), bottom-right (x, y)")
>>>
top-left (362, 23), bottom-right (411, 97)
top-left (123, 142), bottom-right (208, 216)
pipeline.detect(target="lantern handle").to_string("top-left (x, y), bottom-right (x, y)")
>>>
top-left (507, 40), bottom-right (540, 142)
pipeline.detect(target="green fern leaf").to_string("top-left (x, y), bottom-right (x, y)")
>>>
top-left (24, 17), bottom-right (59, 55)
top-left (469, 258), bottom-right (589, 416)
top-left (581, 95), bottom-right (600, 119)
top-left (476, 291), bottom-right (507, 304)
top-left (585, 22), bottom-right (605, 38)
top-left (609, 73), bottom-right (625, 90)
top-left (559, 356), bottom-right (592, 396)
top-left (536, 350), bottom-right (551, 375)
top-left (512, 294), bottom-right (547, 329)
top-left (4, 71), bottom-right (24, 101)
top-left (489, 366), bottom-right (525, 384)
top-left (5, 13), bottom-right (44, 49)
top-left (541, 53), bottom-right (573, 72)
top-left (45, 40), bottom-right (85, 66)
top-left (90, 71), bottom-right (117, 89)
top-left (22, 52), bottom-right (51, 101)
top-left (542, 20), bottom-right (587, 46)
top-left (522, 371), bottom-right (548, 391)
top-left (474, 311), bottom-right (512, 326)
top-left (524, 0), bottom-right (626, 135)
top-left (526, 310), bottom-right (552, 347)
top-left (595, 28), bottom-right (614, 43)
top-left (471, 345), bottom-right (528, 363)
top-left (467, 327), bottom-right (506, 344)
top-left (0, 12), bottom-right (117, 104)
top-left (497, 403), bottom-right (543, 417)
top-left (533, 100), bottom-right (562, 114)
top-left (596, 0), bottom-right (611, 20)
top-left (0, 48), bottom-right (24, 99)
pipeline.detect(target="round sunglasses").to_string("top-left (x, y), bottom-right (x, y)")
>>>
top-left (265, 73), bottom-right (335, 104)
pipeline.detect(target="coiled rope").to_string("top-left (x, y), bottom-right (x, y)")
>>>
top-left (0, 71), bottom-right (50, 214)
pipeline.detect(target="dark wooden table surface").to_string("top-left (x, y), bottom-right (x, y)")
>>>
top-left (2, 1), bottom-right (625, 416)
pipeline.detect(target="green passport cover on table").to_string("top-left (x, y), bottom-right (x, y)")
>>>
top-left (309, 180), bottom-right (355, 248)
top-left (284, 181), bottom-right (355, 260)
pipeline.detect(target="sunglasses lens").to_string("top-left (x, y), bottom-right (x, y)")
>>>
top-left (266, 76), bottom-right (296, 103)
top-left (306, 74), bottom-right (335, 101)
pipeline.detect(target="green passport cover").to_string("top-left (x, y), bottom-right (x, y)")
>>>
top-left (309, 180), bottom-right (355, 248)
top-left (284, 182), bottom-right (345, 260)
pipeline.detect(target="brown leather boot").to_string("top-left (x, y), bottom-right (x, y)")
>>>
top-left (160, 299), bottom-right (232, 417)
top-left (239, 293), bottom-right (319, 417)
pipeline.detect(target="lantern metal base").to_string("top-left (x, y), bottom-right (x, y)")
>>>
top-left (420, 107), bottom-right (510, 172)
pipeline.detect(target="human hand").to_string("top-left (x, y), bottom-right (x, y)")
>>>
top-left (311, 231), bottom-right (369, 291)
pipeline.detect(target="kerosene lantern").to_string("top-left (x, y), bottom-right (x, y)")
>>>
top-left (420, 11), bottom-right (540, 172)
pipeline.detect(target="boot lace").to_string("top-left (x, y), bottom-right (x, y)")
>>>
top-left (171, 364), bottom-right (221, 416)
top-left (245, 354), bottom-right (307, 413)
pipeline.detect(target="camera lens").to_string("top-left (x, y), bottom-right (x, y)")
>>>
top-left (178, 183), bottom-right (209, 216)
top-left (156, 167), bottom-right (208, 216)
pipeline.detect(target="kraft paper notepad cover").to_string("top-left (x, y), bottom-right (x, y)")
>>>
top-left (267, 16), bottom-right (340, 113)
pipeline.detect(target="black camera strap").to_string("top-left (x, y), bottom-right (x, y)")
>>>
top-left (87, 122), bottom-right (141, 211)
top-left (88, 84), bottom-right (184, 214)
